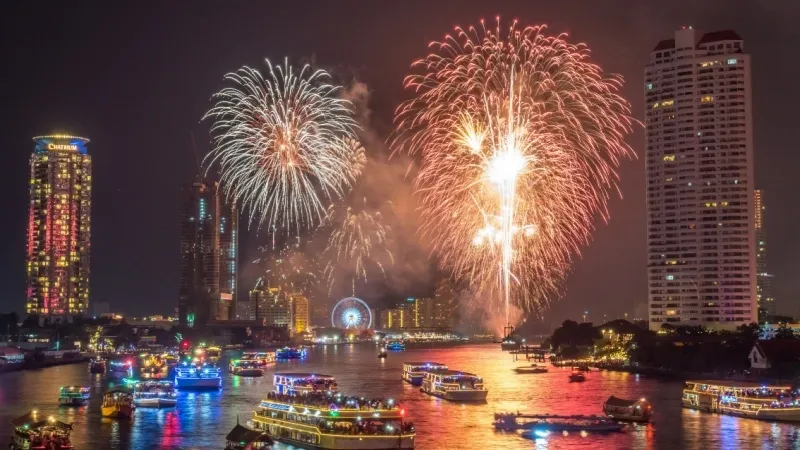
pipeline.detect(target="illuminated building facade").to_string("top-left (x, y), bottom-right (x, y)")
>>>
top-left (178, 178), bottom-right (238, 327)
top-left (250, 279), bottom-right (291, 328)
top-left (754, 189), bottom-right (775, 321)
top-left (291, 293), bottom-right (309, 333)
top-left (645, 28), bottom-right (757, 330)
top-left (26, 135), bottom-right (92, 320)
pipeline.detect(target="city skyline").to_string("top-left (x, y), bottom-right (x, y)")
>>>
top-left (1, 1), bottom-right (799, 324)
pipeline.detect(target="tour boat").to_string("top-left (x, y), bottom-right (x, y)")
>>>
top-left (206, 346), bottom-right (222, 359)
top-left (141, 354), bottom-right (166, 378)
top-left (494, 413), bottom-right (624, 433)
top-left (133, 380), bottom-right (177, 408)
top-left (58, 386), bottom-right (90, 407)
top-left (402, 362), bottom-right (448, 386)
top-left (500, 336), bottom-right (522, 351)
top-left (163, 352), bottom-right (179, 366)
top-left (514, 364), bottom-right (548, 374)
top-left (88, 357), bottom-right (107, 374)
top-left (230, 359), bottom-right (266, 377)
top-left (233, 352), bottom-right (275, 371)
top-left (102, 387), bottom-right (135, 419)
top-left (107, 360), bottom-right (133, 378)
top-left (386, 341), bottom-right (406, 351)
top-left (250, 375), bottom-right (415, 449)
top-left (174, 362), bottom-right (223, 390)
top-left (225, 422), bottom-right (273, 450)
top-left (602, 396), bottom-right (652, 422)
top-left (683, 380), bottom-right (800, 421)
top-left (273, 372), bottom-right (338, 395)
top-left (275, 346), bottom-right (308, 360)
top-left (420, 370), bottom-right (488, 402)
top-left (10, 411), bottom-right (73, 450)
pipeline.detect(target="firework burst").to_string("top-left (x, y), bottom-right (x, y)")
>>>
top-left (323, 199), bottom-right (394, 296)
top-left (393, 19), bottom-right (635, 321)
top-left (204, 59), bottom-right (365, 233)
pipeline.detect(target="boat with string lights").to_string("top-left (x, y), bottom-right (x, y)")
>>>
top-left (107, 359), bottom-right (133, 378)
top-left (10, 411), bottom-right (73, 450)
top-left (230, 359), bottom-right (267, 377)
top-left (248, 373), bottom-right (415, 449)
top-left (273, 373), bottom-right (339, 395)
top-left (174, 361), bottom-right (222, 390)
top-left (420, 370), bottom-right (488, 402)
top-left (276, 346), bottom-right (308, 360)
top-left (682, 380), bottom-right (800, 421)
top-left (58, 386), bottom-right (90, 407)
top-left (101, 387), bottom-right (134, 419)
top-left (133, 381), bottom-right (177, 408)
top-left (386, 341), bottom-right (405, 352)
top-left (401, 362), bottom-right (448, 386)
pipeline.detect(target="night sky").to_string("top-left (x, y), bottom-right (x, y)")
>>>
top-left (1, 1), bottom-right (798, 325)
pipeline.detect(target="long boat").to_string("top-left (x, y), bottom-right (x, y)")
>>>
top-left (10, 411), bottom-right (73, 450)
top-left (276, 347), bottom-right (308, 360)
top-left (401, 362), bottom-right (448, 386)
top-left (273, 372), bottom-right (338, 395)
top-left (102, 387), bottom-right (134, 419)
top-left (602, 396), bottom-right (652, 423)
top-left (174, 362), bottom-right (223, 390)
top-left (682, 380), bottom-right (800, 421)
top-left (133, 381), bottom-right (177, 408)
top-left (58, 386), bottom-right (90, 407)
top-left (493, 413), bottom-right (624, 433)
top-left (420, 370), bottom-right (488, 402)
top-left (230, 359), bottom-right (266, 377)
top-left (249, 374), bottom-right (415, 449)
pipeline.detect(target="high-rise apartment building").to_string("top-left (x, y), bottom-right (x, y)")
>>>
top-left (26, 135), bottom-right (92, 320)
top-left (754, 189), bottom-right (775, 321)
top-left (291, 293), bottom-right (309, 333)
top-left (178, 178), bottom-right (238, 327)
top-left (646, 28), bottom-right (756, 330)
top-left (250, 280), bottom-right (292, 328)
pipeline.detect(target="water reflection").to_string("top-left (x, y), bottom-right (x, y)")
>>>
top-left (3, 345), bottom-right (800, 449)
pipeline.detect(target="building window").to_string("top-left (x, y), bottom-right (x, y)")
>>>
top-left (727, 58), bottom-right (738, 65)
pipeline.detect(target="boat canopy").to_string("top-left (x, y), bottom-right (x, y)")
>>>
top-left (225, 424), bottom-right (274, 445)
top-left (604, 396), bottom-right (643, 408)
top-left (11, 412), bottom-right (72, 430)
top-left (275, 372), bottom-right (335, 380)
top-left (105, 386), bottom-right (133, 395)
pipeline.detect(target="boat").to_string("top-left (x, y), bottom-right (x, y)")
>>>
top-left (141, 354), bottom-right (166, 379)
top-left (250, 375), bottom-right (415, 449)
top-left (420, 370), bottom-right (488, 402)
top-left (386, 341), bottom-right (406, 351)
top-left (174, 362), bottom-right (223, 390)
top-left (402, 362), bottom-right (448, 386)
top-left (88, 357), bottom-right (106, 374)
top-left (500, 336), bottom-right (522, 351)
top-left (0, 352), bottom-right (25, 373)
top-left (58, 386), bottom-right (90, 407)
top-left (273, 373), bottom-right (338, 395)
top-left (514, 364), bottom-right (548, 374)
top-left (133, 380), bottom-right (177, 408)
top-left (10, 411), bottom-right (73, 450)
top-left (602, 396), bottom-right (652, 423)
top-left (378, 347), bottom-right (388, 358)
top-left (107, 359), bottom-right (133, 378)
top-left (230, 359), bottom-right (266, 377)
top-left (568, 371), bottom-right (586, 383)
top-left (682, 380), bottom-right (800, 421)
top-left (101, 387), bottom-right (135, 419)
top-left (206, 346), bottom-right (222, 360)
top-left (494, 413), bottom-right (624, 433)
top-left (275, 346), bottom-right (308, 360)
top-left (163, 352), bottom-right (179, 366)
top-left (224, 422), bottom-right (273, 450)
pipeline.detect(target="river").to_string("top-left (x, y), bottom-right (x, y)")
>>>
top-left (1, 343), bottom-right (798, 449)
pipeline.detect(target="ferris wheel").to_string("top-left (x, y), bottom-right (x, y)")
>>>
top-left (331, 297), bottom-right (373, 330)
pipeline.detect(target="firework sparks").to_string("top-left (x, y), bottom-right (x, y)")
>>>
top-left (323, 199), bottom-right (394, 296)
top-left (203, 59), bottom-right (365, 233)
top-left (393, 19), bottom-right (635, 323)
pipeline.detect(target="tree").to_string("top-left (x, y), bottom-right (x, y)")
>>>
top-left (735, 322), bottom-right (761, 344)
top-left (775, 323), bottom-right (795, 340)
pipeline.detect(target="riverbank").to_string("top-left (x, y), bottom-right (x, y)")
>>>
top-left (0, 352), bottom-right (88, 374)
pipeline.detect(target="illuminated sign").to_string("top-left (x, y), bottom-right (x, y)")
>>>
top-left (47, 143), bottom-right (78, 151)
top-left (406, 297), bottom-right (415, 302)
top-left (720, 395), bottom-right (737, 404)
top-left (260, 401), bottom-right (291, 411)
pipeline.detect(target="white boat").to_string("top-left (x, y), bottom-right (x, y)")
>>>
top-left (133, 381), bottom-right (177, 408)
top-left (514, 364), bottom-right (548, 374)
top-left (494, 413), bottom-right (625, 433)
top-left (683, 380), bottom-right (800, 421)
top-left (273, 372), bottom-right (338, 395)
top-left (402, 362), bottom-right (448, 386)
top-left (174, 362), bottom-right (222, 390)
top-left (250, 374), bottom-right (415, 449)
top-left (420, 370), bottom-right (488, 402)
top-left (58, 386), bottom-right (90, 407)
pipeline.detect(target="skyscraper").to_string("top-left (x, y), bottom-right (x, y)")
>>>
top-left (645, 28), bottom-right (757, 330)
top-left (754, 189), bottom-right (775, 321)
top-left (291, 293), bottom-right (309, 333)
top-left (178, 178), bottom-right (238, 327)
top-left (26, 135), bottom-right (92, 320)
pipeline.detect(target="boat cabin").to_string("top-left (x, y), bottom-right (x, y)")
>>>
top-left (273, 372), bottom-right (338, 395)
top-left (402, 362), bottom-right (448, 385)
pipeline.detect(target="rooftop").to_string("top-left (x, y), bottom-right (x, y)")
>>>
top-left (687, 380), bottom-right (792, 389)
top-left (698, 30), bottom-right (742, 45)
top-left (274, 372), bottom-right (335, 379)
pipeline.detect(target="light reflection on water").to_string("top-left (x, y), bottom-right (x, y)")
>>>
top-left (1, 344), bottom-right (799, 449)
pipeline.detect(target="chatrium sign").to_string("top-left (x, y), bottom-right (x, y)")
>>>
top-left (47, 143), bottom-right (78, 151)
